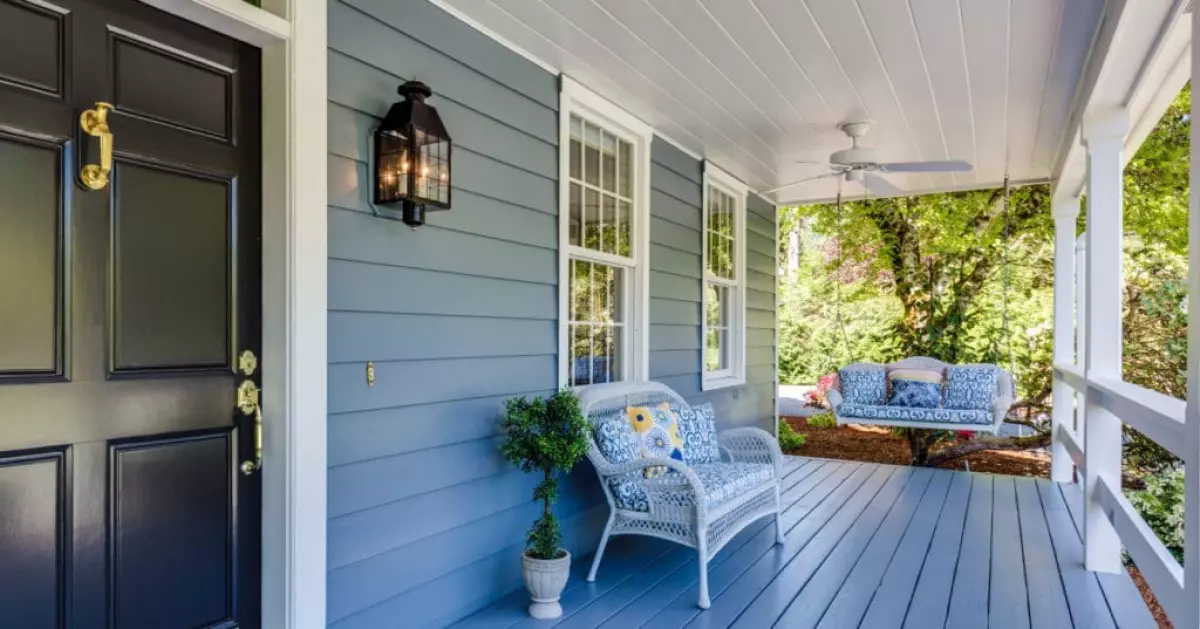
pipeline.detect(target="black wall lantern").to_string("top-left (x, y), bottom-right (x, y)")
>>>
top-left (373, 80), bottom-right (452, 227)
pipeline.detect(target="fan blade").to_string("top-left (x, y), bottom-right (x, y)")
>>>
top-left (794, 160), bottom-right (834, 167)
top-left (863, 173), bottom-right (902, 197)
top-left (880, 159), bottom-right (973, 173)
top-left (764, 172), bottom-right (838, 195)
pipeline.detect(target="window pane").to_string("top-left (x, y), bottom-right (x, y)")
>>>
top-left (571, 323), bottom-right (590, 386)
top-left (593, 324), bottom-right (610, 384)
top-left (570, 259), bottom-right (588, 322)
top-left (617, 200), bottom-right (631, 257)
top-left (584, 122), bottom-right (600, 186)
top-left (570, 136), bottom-right (581, 181)
top-left (602, 132), bottom-right (617, 192)
top-left (705, 328), bottom-right (721, 372)
top-left (569, 259), bottom-right (625, 383)
top-left (618, 140), bottom-right (632, 198)
top-left (584, 188), bottom-right (600, 251)
top-left (602, 195), bottom-right (617, 254)
top-left (569, 183), bottom-right (582, 247)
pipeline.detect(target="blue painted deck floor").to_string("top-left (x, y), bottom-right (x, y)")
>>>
top-left (453, 456), bottom-right (1155, 629)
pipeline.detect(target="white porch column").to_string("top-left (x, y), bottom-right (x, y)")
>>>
top-left (1081, 108), bottom-right (1129, 574)
top-left (1075, 235), bottom-right (1087, 439)
top-left (1051, 196), bottom-right (1080, 483)
top-left (1185, 7), bottom-right (1200, 627)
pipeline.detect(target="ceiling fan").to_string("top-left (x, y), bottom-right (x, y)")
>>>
top-left (767, 120), bottom-right (973, 198)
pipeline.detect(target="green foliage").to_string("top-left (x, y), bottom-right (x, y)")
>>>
top-left (499, 390), bottom-right (590, 560)
top-left (807, 413), bottom-right (837, 429)
top-left (778, 419), bottom-right (806, 451)
top-left (1126, 466), bottom-right (1186, 564)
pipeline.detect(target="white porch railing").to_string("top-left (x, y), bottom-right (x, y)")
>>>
top-left (1048, 81), bottom-right (1198, 625)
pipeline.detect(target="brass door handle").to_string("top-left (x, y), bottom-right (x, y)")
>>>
top-left (238, 379), bottom-right (263, 475)
top-left (80, 102), bottom-right (114, 190)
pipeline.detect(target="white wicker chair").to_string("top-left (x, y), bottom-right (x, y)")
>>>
top-left (577, 381), bottom-right (785, 609)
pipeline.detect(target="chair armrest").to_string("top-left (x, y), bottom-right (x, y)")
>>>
top-left (717, 427), bottom-right (784, 477)
top-left (826, 389), bottom-right (844, 410)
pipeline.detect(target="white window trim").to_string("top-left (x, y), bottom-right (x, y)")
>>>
top-left (702, 161), bottom-right (748, 391)
top-left (558, 76), bottom-right (652, 388)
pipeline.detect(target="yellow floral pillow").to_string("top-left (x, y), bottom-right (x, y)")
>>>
top-left (626, 403), bottom-right (685, 477)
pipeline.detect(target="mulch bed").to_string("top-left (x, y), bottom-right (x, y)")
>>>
top-left (782, 416), bottom-right (1171, 629)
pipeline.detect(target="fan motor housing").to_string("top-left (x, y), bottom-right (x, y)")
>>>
top-left (829, 147), bottom-right (878, 167)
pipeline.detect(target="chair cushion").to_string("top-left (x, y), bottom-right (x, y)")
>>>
top-left (607, 462), bottom-right (774, 512)
top-left (626, 403), bottom-right (684, 476)
top-left (839, 366), bottom-right (887, 406)
top-left (591, 408), bottom-right (638, 465)
top-left (837, 402), bottom-right (993, 426)
top-left (944, 365), bottom-right (998, 411)
top-left (677, 402), bottom-right (721, 465)
top-left (887, 367), bottom-right (944, 408)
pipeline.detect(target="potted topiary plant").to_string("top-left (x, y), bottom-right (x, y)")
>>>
top-left (499, 389), bottom-right (590, 619)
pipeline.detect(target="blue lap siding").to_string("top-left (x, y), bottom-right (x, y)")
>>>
top-left (325, 2), bottom-right (777, 625)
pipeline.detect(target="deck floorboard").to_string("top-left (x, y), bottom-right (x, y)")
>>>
top-left (452, 457), bottom-right (1155, 629)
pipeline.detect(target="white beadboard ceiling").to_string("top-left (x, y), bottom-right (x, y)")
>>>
top-left (437, 0), bottom-right (1106, 204)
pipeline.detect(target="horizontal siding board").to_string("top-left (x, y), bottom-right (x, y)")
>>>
top-left (650, 216), bottom-right (701, 253)
top-left (747, 230), bottom-right (775, 259)
top-left (339, 0), bottom-right (557, 109)
top-left (747, 211), bottom-right (775, 238)
top-left (748, 345), bottom-right (775, 367)
top-left (748, 249), bottom-right (775, 273)
top-left (748, 268), bottom-right (775, 292)
top-left (328, 392), bottom-right (548, 467)
top-left (649, 323), bottom-right (701, 352)
top-left (747, 308), bottom-right (775, 329)
top-left (650, 297), bottom-right (701, 326)
top-left (747, 287), bottom-right (776, 311)
top-left (657, 373), bottom-right (702, 400)
top-left (328, 259), bottom-right (556, 320)
top-left (328, 354), bottom-right (555, 414)
top-left (649, 270), bottom-right (700, 302)
top-left (328, 149), bottom-right (554, 219)
top-left (748, 327), bottom-right (775, 347)
top-left (329, 207), bottom-right (556, 284)
top-left (328, 437), bottom-right (509, 518)
top-left (651, 163), bottom-right (703, 207)
top-left (650, 349), bottom-right (701, 379)
top-left (329, 507), bottom-right (607, 629)
top-left (747, 191), bottom-right (776, 221)
top-left (650, 189), bottom-right (701, 230)
top-left (328, 3), bottom-right (556, 144)
top-left (327, 91), bottom-right (554, 179)
top-left (328, 311), bottom-right (555, 363)
top-left (652, 136), bottom-right (703, 183)
top-left (651, 243), bottom-right (701, 278)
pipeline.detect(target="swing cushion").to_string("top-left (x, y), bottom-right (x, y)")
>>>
top-left (837, 403), bottom-right (993, 426)
top-left (886, 367), bottom-right (944, 408)
top-left (607, 462), bottom-right (774, 512)
top-left (839, 365), bottom-right (888, 406)
top-left (944, 365), bottom-right (999, 411)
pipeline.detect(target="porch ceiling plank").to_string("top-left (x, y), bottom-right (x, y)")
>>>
top-left (1031, 0), bottom-right (1104, 176)
top-left (959, 0), bottom-right (1011, 189)
top-left (1004, 0), bottom-right (1065, 183)
top-left (907, 0), bottom-right (979, 188)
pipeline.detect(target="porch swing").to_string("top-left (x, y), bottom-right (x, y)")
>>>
top-left (824, 178), bottom-right (1016, 434)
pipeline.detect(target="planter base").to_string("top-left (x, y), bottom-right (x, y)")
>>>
top-left (528, 600), bottom-right (563, 619)
top-left (522, 550), bottom-right (571, 620)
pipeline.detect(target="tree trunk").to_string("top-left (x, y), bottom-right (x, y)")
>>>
top-left (920, 432), bottom-right (1052, 467)
top-left (906, 430), bottom-right (932, 466)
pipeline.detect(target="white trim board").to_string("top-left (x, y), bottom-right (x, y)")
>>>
top-left (701, 161), bottom-right (748, 391)
top-left (138, 0), bottom-right (330, 627)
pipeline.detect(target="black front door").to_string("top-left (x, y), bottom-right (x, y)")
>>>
top-left (0, 0), bottom-right (262, 626)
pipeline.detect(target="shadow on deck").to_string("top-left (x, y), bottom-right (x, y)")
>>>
top-left (453, 456), bottom-right (1155, 629)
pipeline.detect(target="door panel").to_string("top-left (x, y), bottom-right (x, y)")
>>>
top-left (0, 0), bottom-right (68, 99)
top-left (0, 449), bottom-right (67, 628)
top-left (0, 0), bottom-right (261, 626)
top-left (0, 134), bottom-right (65, 377)
top-left (112, 160), bottom-right (232, 374)
top-left (110, 432), bottom-right (235, 628)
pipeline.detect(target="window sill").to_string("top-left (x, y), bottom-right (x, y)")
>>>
top-left (702, 374), bottom-right (745, 391)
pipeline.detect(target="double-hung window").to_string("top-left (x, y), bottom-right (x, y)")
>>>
top-left (702, 163), bottom-right (747, 390)
top-left (559, 78), bottom-right (651, 387)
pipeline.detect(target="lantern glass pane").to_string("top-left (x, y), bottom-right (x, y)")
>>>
top-left (377, 129), bottom-right (409, 203)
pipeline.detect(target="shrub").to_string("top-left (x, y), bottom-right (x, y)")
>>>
top-left (807, 413), bottom-right (838, 429)
top-left (499, 390), bottom-right (591, 560)
top-left (778, 418), bottom-right (807, 451)
top-left (1126, 466), bottom-right (1186, 564)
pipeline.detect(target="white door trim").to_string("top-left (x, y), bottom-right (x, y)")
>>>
top-left (136, 0), bottom-right (328, 627)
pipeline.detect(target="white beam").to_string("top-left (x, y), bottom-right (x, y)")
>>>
top-left (1081, 107), bottom-right (1129, 574)
top-left (1052, 196), bottom-right (1080, 482)
top-left (1185, 6), bottom-right (1200, 627)
top-left (1076, 235), bottom-right (1088, 441)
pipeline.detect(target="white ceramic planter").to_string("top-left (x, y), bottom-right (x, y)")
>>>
top-left (522, 549), bottom-right (571, 619)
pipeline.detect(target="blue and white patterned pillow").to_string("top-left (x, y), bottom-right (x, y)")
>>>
top-left (944, 365), bottom-right (998, 411)
top-left (677, 402), bottom-right (721, 465)
top-left (591, 409), bottom-right (638, 464)
top-left (839, 366), bottom-right (888, 406)
top-left (888, 379), bottom-right (942, 408)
